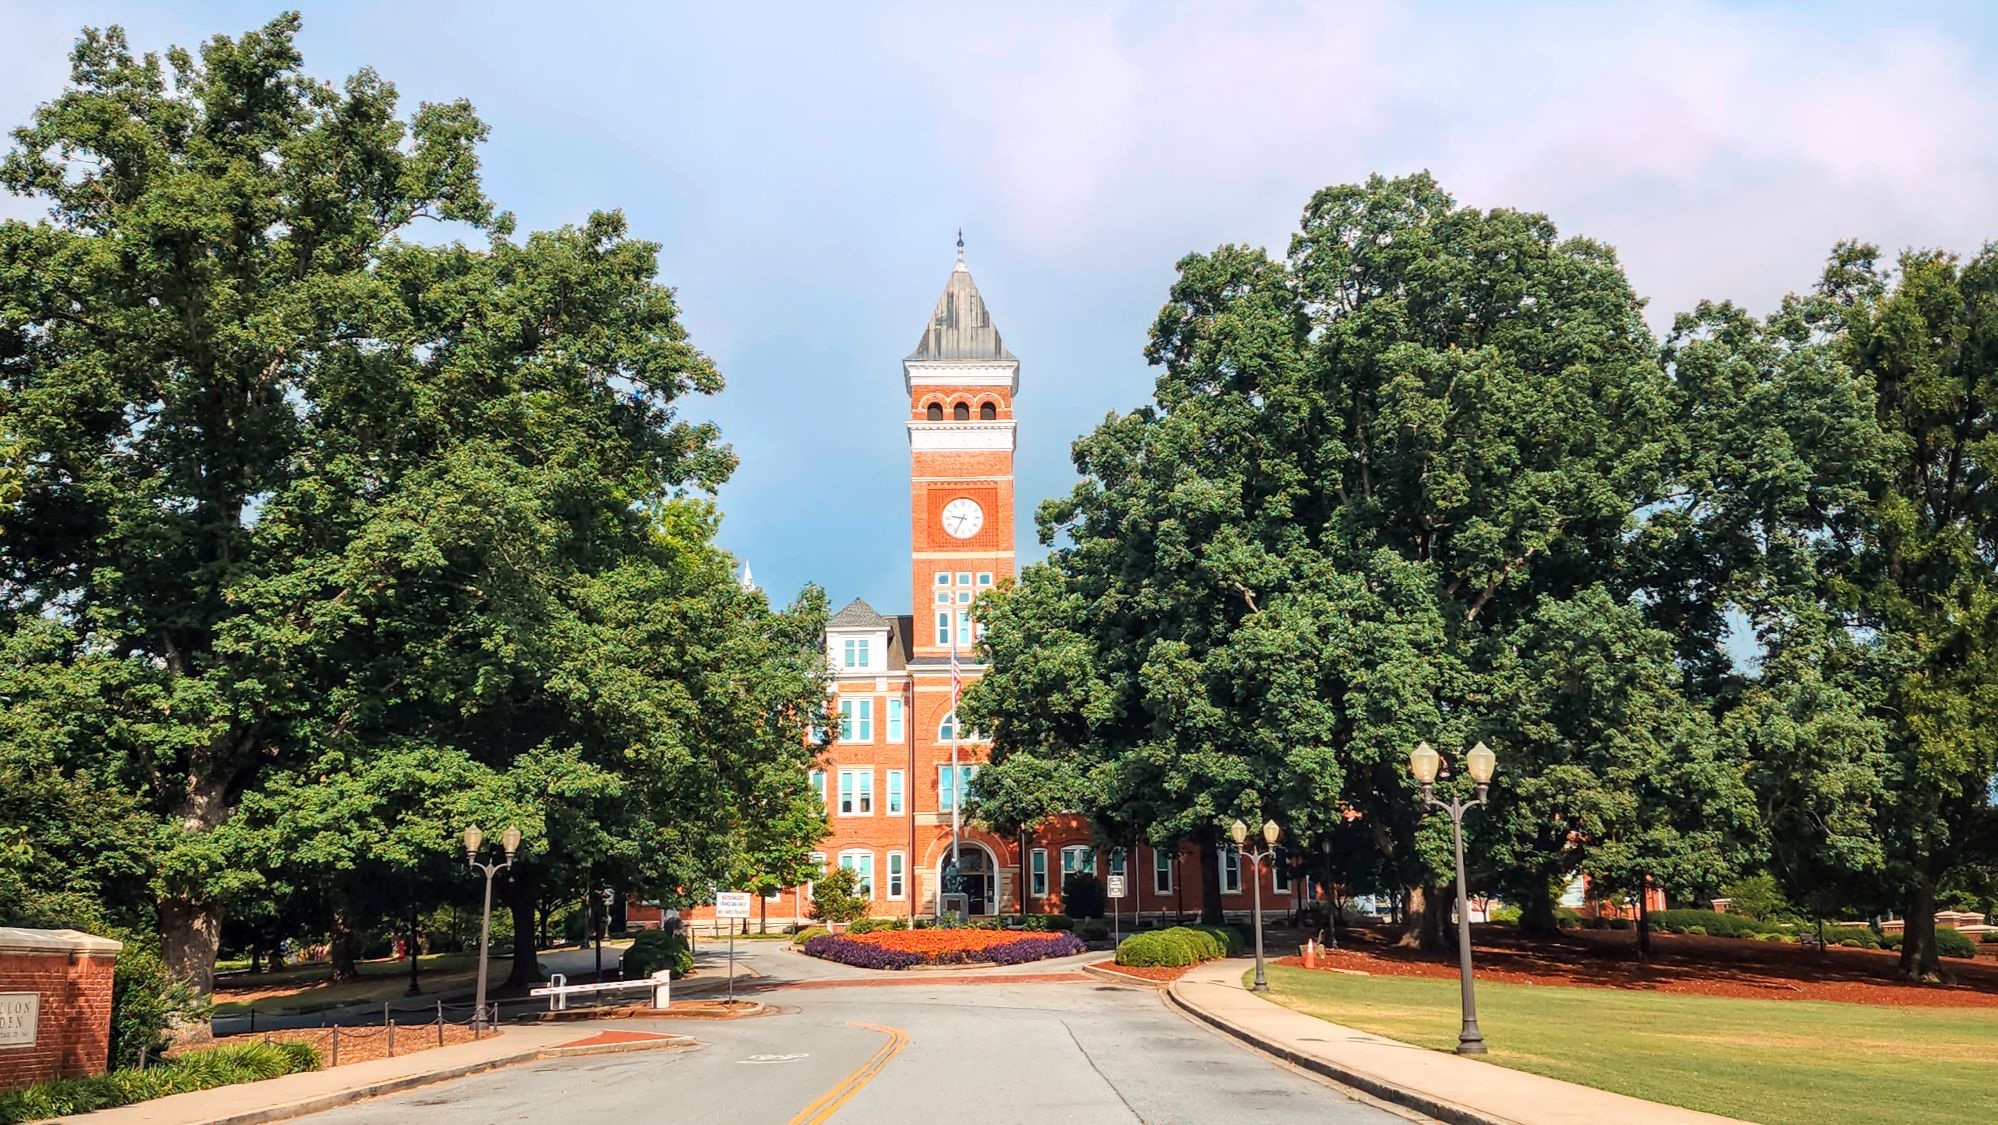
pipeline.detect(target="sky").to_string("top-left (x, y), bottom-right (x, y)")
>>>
top-left (3, 1), bottom-right (1996, 616)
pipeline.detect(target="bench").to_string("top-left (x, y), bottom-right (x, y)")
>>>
top-left (530, 971), bottom-right (671, 1011)
top-left (1797, 933), bottom-right (1824, 952)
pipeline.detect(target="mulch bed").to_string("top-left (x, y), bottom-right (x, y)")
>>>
top-left (1090, 960), bottom-right (1193, 983)
top-left (549, 1030), bottom-right (682, 1049)
top-left (216, 1024), bottom-right (493, 1066)
top-left (1286, 927), bottom-right (1998, 1008)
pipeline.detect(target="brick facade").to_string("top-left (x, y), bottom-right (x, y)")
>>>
top-left (0, 928), bottom-right (121, 1092)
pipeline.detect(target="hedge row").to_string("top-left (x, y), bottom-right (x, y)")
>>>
top-left (0, 1041), bottom-right (320, 1125)
top-left (1114, 925), bottom-right (1243, 968)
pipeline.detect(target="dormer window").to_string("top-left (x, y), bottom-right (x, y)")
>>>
top-left (842, 637), bottom-right (871, 669)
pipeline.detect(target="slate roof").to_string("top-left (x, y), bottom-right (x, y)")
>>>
top-left (827, 597), bottom-right (891, 629)
top-left (906, 257), bottom-right (1015, 363)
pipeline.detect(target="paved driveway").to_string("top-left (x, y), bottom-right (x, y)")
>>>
top-left (301, 948), bottom-right (1411, 1124)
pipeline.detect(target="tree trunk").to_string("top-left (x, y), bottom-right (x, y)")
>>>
top-left (328, 909), bottom-right (360, 982)
top-left (1517, 878), bottom-right (1560, 938)
top-left (1200, 840), bottom-right (1224, 924)
top-left (159, 896), bottom-right (223, 998)
top-left (1396, 885), bottom-right (1451, 952)
top-left (1635, 882), bottom-right (1652, 961)
top-left (501, 871), bottom-right (541, 989)
top-left (1899, 878), bottom-right (1942, 983)
top-left (246, 947), bottom-right (261, 975)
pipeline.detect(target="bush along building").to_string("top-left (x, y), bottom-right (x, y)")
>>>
top-left (641, 245), bottom-right (1300, 932)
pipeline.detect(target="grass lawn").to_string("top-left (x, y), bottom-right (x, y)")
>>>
top-left (211, 951), bottom-right (513, 1016)
top-left (1258, 965), bottom-right (1998, 1125)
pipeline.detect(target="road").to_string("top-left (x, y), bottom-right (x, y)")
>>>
top-left (301, 947), bottom-right (1411, 1124)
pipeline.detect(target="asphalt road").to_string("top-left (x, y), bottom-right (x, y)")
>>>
top-left (302, 964), bottom-right (1409, 1124)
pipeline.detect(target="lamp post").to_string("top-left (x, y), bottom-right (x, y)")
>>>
top-left (1230, 818), bottom-right (1281, 992)
top-left (464, 825), bottom-right (522, 1033)
top-left (1409, 740), bottom-right (1497, 1056)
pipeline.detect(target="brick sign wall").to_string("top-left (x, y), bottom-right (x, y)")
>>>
top-left (0, 928), bottom-right (122, 1092)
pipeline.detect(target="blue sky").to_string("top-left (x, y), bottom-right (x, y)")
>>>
top-left (4, 2), bottom-right (1996, 617)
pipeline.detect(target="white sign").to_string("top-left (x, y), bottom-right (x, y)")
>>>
top-left (1107, 875), bottom-right (1127, 900)
top-left (0, 993), bottom-right (38, 1049)
top-left (715, 891), bottom-right (753, 919)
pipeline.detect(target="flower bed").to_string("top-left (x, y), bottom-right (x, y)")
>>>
top-left (803, 929), bottom-right (1085, 969)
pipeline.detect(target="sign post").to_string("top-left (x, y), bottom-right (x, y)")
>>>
top-left (715, 892), bottom-right (753, 1005)
top-left (1107, 875), bottom-right (1127, 947)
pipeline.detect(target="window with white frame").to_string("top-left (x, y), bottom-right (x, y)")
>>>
top-left (1153, 847), bottom-right (1173, 894)
top-left (887, 852), bottom-right (906, 899)
top-left (1030, 848), bottom-right (1048, 896)
top-left (838, 768), bottom-right (873, 815)
top-left (1061, 845), bottom-right (1095, 877)
top-left (838, 850), bottom-right (874, 898)
top-left (809, 769), bottom-right (825, 808)
top-left (886, 698), bottom-right (904, 742)
top-left (1109, 848), bottom-right (1127, 877)
top-left (1271, 854), bottom-right (1292, 894)
top-left (934, 572), bottom-right (991, 647)
top-left (938, 710), bottom-right (984, 743)
top-left (934, 610), bottom-right (951, 646)
top-left (807, 852), bottom-right (826, 898)
top-left (977, 572), bottom-right (993, 587)
top-left (1219, 847), bottom-right (1242, 894)
top-left (886, 769), bottom-right (904, 815)
top-left (841, 637), bottom-right (871, 669)
top-left (838, 698), bottom-right (873, 742)
top-left (937, 764), bottom-right (979, 812)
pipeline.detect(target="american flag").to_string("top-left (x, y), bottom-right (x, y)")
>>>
top-left (950, 635), bottom-right (964, 706)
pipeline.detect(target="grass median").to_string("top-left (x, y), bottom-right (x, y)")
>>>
top-left (1257, 964), bottom-right (1998, 1125)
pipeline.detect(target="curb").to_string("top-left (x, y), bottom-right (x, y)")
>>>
top-left (1165, 982), bottom-right (1511, 1125)
top-left (76, 1035), bottom-right (693, 1125)
top-left (1079, 963), bottom-right (1165, 989)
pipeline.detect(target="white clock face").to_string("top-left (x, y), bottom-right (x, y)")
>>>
top-left (941, 498), bottom-right (985, 539)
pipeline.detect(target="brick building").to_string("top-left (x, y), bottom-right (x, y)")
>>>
top-left (654, 247), bottom-right (1299, 931)
top-left (0, 928), bottom-right (121, 1092)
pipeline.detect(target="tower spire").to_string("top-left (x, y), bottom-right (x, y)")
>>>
top-left (955, 227), bottom-right (966, 272)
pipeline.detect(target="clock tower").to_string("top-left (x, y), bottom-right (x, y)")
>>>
top-left (906, 243), bottom-right (1017, 659)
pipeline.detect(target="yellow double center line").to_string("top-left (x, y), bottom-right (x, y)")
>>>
top-left (787, 1021), bottom-right (910, 1125)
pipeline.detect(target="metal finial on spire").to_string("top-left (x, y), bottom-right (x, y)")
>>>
top-left (956, 227), bottom-right (965, 260)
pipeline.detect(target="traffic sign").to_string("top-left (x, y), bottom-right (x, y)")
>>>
top-left (715, 891), bottom-right (753, 919)
top-left (1107, 875), bottom-right (1127, 900)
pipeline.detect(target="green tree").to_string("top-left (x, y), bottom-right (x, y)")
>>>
top-left (967, 174), bottom-right (1701, 940)
top-left (0, 16), bottom-right (827, 997)
top-left (809, 867), bottom-right (870, 927)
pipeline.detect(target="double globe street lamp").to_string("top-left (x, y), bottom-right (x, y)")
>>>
top-left (464, 825), bottom-right (523, 1033)
top-left (1409, 740), bottom-right (1497, 1056)
top-left (1229, 818), bottom-right (1281, 992)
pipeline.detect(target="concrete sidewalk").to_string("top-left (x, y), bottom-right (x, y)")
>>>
top-left (1168, 959), bottom-right (1748, 1125)
top-left (49, 1023), bottom-right (689, 1125)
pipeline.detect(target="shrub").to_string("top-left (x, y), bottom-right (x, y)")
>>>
top-left (621, 929), bottom-right (694, 979)
top-left (1021, 914), bottom-right (1050, 931)
top-left (847, 918), bottom-right (908, 935)
top-left (1881, 932), bottom-right (1902, 950)
top-left (1044, 914), bottom-right (1076, 932)
top-left (1487, 904), bottom-right (1521, 925)
top-left (1163, 926), bottom-right (1225, 961)
top-left (1078, 919), bottom-right (1110, 942)
top-left (1552, 906), bottom-right (1585, 929)
top-left (809, 868), bottom-right (871, 927)
top-left (1650, 909), bottom-right (1777, 939)
top-left (791, 926), bottom-right (829, 946)
top-left (0, 1041), bottom-right (320, 1124)
top-left (1061, 872), bottom-right (1107, 920)
top-left (1116, 932), bottom-right (1193, 968)
top-left (1684, 925), bottom-right (1707, 936)
top-left (109, 941), bottom-right (205, 1070)
top-left (1718, 873), bottom-right (1788, 921)
top-left (1935, 927), bottom-right (1977, 959)
top-left (1982, 931), bottom-right (1998, 944)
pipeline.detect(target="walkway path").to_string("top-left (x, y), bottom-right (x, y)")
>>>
top-left (1169, 958), bottom-right (1748, 1125)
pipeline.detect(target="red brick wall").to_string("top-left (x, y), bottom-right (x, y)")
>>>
top-left (0, 948), bottom-right (117, 1091)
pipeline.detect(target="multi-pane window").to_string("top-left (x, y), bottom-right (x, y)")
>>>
top-left (938, 710), bottom-right (984, 743)
top-left (839, 698), bottom-right (873, 742)
top-left (1061, 845), bottom-right (1095, 877)
top-left (887, 852), bottom-right (906, 899)
top-left (1030, 849), bottom-right (1048, 896)
top-left (886, 769), bottom-right (904, 815)
top-left (838, 850), bottom-right (874, 899)
top-left (1109, 849), bottom-right (1127, 877)
top-left (1272, 855), bottom-right (1292, 894)
top-left (841, 637), bottom-right (870, 669)
top-left (934, 572), bottom-right (989, 647)
top-left (1153, 847), bottom-right (1174, 894)
top-left (807, 852), bottom-right (826, 899)
top-left (886, 698), bottom-right (904, 742)
top-left (937, 764), bottom-right (980, 812)
top-left (809, 770), bottom-right (826, 808)
top-left (838, 768), bottom-right (873, 815)
top-left (1219, 847), bottom-right (1242, 894)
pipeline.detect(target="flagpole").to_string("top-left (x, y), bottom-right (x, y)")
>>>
top-left (950, 627), bottom-right (961, 873)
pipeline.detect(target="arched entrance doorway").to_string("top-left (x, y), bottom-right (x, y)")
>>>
top-left (938, 841), bottom-right (998, 916)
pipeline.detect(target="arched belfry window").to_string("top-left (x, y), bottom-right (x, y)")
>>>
top-left (979, 402), bottom-right (997, 420)
top-left (953, 402), bottom-right (971, 421)
top-left (927, 403), bottom-right (944, 421)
